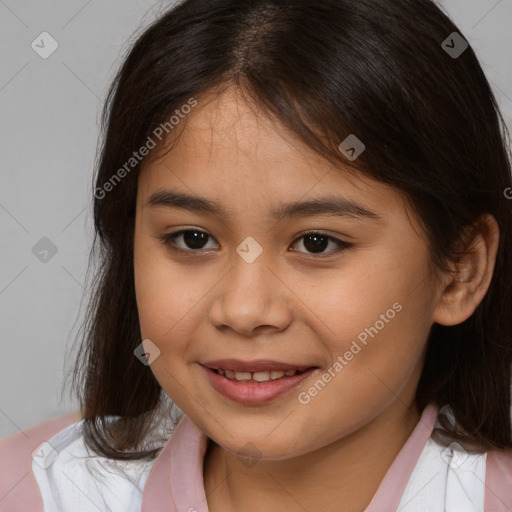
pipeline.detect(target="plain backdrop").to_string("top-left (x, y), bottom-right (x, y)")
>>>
top-left (1, 0), bottom-right (511, 439)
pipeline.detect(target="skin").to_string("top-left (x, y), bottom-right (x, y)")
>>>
top-left (133, 86), bottom-right (500, 512)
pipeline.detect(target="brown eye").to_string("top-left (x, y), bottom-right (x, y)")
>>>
top-left (157, 229), bottom-right (352, 257)
top-left (159, 229), bottom-right (218, 252)
top-left (290, 232), bottom-right (353, 256)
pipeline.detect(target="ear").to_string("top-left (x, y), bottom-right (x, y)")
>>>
top-left (432, 213), bottom-right (500, 326)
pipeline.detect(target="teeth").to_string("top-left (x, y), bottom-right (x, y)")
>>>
top-left (253, 371), bottom-right (271, 382)
top-left (234, 371), bottom-right (252, 381)
top-left (216, 368), bottom-right (300, 382)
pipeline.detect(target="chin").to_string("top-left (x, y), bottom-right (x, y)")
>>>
top-left (212, 431), bottom-right (306, 462)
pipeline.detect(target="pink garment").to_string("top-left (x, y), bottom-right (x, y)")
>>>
top-left (1, 404), bottom-right (511, 511)
top-left (0, 412), bottom-right (80, 511)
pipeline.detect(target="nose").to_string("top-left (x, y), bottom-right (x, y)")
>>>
top-left (208, 250), bottom-right (292, 337)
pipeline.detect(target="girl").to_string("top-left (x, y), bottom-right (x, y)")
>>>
top-left (1, 0), bottom-right (512, 510)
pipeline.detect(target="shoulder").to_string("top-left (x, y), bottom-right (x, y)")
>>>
top-left (32, 418), bottom-right (157, 512)
top-left (485, 447), bottom-right (512, 510)
top-left (0, 411), bottom-right (81, 450)
top-left (0, 412), bottom-right (160, 512)
top-left (0, 412), bottom-right (81, 511)
top-left (0, 411), bottom-right (82, 471)
top-left (431, 404), bottom-right (512, 509)
top-left (487, 446), bottom-right (512, 475)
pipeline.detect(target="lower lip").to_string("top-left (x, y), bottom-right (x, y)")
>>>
top-left (201, 365), bottom-right (318, 404)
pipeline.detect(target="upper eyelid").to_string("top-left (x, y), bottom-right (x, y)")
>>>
top-left (161, 228), bottom-right (351, 251)
top-left (165, 228), bottom-right (346, 241)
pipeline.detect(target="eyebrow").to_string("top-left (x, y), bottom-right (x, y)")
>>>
top-left (145, 191), bottom-right (383, 223)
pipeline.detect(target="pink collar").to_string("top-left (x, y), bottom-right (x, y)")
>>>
top-left (142, 402), bottom-right (440, 511)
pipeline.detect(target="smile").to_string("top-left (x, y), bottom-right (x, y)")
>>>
top-left (214, 368), bottom-right (304, 381)
top-left (200, 360), bottom-right (319, 404)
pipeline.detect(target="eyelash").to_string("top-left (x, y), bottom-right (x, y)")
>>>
top-left (157, 229), bottom-right (353, 257)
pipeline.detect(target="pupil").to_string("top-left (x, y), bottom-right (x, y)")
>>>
top-left (304, 234), bottom-right (328, 253)
top-left (184, 230), bottom-right (208, 249)
top-left (182, 232), bottom-right (329, 252)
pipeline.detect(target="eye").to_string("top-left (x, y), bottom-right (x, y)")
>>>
top-left (158, 229), bottom-right (218, 252)
top-left (158, 229), bottom-right (352, 257)
top-left (290, 231), bottom-right (353, 256)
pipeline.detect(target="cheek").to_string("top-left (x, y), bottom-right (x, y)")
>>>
top-left (133, 240), bottom-right (224, 382)
top-left (313, 245), bottom-right (434, 377)
top-left (294, 302), bottom-right (430, 453)
top-left (308, 252), bottom-right (407, 343)
top-left (134, 230), bottom-right (194, 335)
top-left (134, 262), bottom-right (196, 344)
top-left (133, 243), bottom-right (199, 405)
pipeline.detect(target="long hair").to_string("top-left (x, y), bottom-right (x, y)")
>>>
top-left (68, 0), bottom-right (512, 459)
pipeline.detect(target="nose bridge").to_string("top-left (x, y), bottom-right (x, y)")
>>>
top-left (209, 238), bottom-right (290, 334)
top-left (227, 238), bottom-right (273, 307)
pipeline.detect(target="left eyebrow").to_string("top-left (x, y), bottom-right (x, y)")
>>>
top-left (145, 191), bottom-right (384, 224)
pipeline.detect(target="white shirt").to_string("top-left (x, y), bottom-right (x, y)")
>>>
top-left (29, 403), bottom-right (488, 512)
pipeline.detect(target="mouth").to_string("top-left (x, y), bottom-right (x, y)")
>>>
top-left (200, 359), bottom-right (319, 404)
top-left (210, 367), bottom-right (309, 382)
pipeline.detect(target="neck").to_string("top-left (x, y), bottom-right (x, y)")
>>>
top-left (203, 401), bottom-right (422, 512)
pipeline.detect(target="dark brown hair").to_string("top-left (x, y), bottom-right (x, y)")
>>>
top-left (67, 0), bottom-right (512, 459)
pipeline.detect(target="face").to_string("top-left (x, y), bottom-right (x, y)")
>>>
top-left (133, 87), bottom-right (443, 460)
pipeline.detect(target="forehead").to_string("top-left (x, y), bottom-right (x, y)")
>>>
top-left (137, 87), bottom-right (407, 219)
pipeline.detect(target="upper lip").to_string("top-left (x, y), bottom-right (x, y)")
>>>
top-left (201, 359), bottom-right (316, 373)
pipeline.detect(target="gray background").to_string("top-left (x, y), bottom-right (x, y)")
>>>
top-left (1, 0), bottom-right (511, 439)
